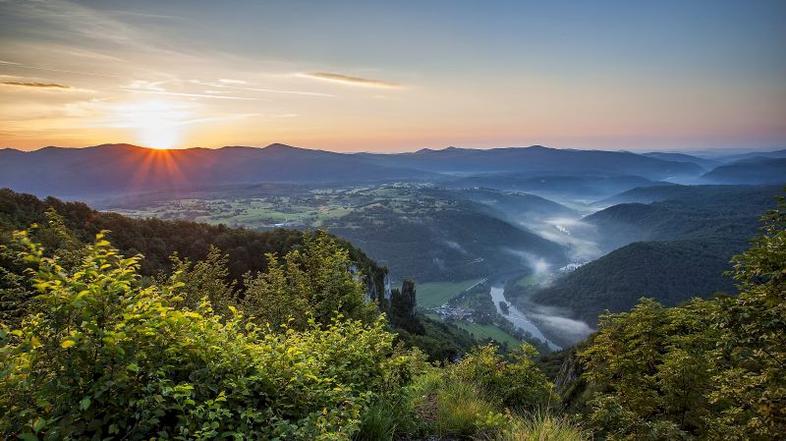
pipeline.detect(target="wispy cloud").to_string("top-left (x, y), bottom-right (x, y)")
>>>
top-left (123, 88), bottom-right (260, 101)
top-left (0, 59), bottom-right (124, 79)
top-left (189, 79), bottom-right (334, 97)
top-left (1, 80), bottom-right (71, 89)
top-left (301, 72), bottom-right (401, 88)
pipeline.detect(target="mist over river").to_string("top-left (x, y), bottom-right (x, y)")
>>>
top-left (490, 286), bottom-right (561, 351)
top-left (492, 215), bottom-right (601, 349)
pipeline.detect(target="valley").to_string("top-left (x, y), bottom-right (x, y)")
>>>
top-left (100, 181), bottom-right (605, 349)
top-left (3, 144), bottom-right (783, 352)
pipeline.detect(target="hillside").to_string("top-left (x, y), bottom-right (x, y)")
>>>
top-left (356, 145), bottom-right (704, 180)
top-left (427, 187), bottom-right (578, 222)
top-left (701, 156), bottom-right (786, 184)
top-left (595, 183), bottom-right (777, 205)
top-left (586, 185), bottom-right (780, 250)
top-left (325, 199), bottom-right (566, 282)
top-left (524, 185), bottom-right (781, 324)
top-left (447, 174), bottom-right (663, 201)
top-left (642, 151), bottom-right (720, 170)
top-left (530, 239), bottom-right (737, 324)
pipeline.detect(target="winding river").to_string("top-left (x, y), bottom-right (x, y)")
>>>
top-left (490, 286), bottom-right (561, 351)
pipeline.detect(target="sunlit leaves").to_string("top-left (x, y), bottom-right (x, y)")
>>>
top-left (0, 231), bottom-right (410, 440)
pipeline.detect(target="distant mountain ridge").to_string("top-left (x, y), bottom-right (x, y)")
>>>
top-left (3, 142), bottom-right (780, 200)
top-left (701, 157), bottom-right (786, 185)
top-left (0, 143), bottom-right (429, 197)
top-left (355, 145), bottom-right (703, 179)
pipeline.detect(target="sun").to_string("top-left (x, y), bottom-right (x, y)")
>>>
top-left (111, 100), bottom-right (189, 149)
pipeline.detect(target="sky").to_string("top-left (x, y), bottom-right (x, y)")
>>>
top-left (0, 0), bottom-right (785, 152)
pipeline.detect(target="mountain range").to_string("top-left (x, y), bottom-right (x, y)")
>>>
top-left (4, 143), bottom-right (769, 199)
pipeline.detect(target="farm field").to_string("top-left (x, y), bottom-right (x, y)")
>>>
top-left (416, 279), bottom-right (483, 309)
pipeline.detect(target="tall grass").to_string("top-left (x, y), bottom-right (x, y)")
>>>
top-left (355, 400), bottom-right (398, 441)
top-left (490, 412), bottom-right (587, 441)
top-left (434, 380), bottom-right (504, 437)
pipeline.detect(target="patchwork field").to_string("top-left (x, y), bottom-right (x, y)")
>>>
top-left (416, 279), bottom-right (483, 309)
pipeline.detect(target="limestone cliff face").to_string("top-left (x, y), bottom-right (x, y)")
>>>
top-left (553, 348), bottom-right (589, 410)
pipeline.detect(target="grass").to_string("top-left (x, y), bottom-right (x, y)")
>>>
top-left (434, 380), bottom-right (502, 437)
top-left (403, 370), bottom-right (588, 441)
top-left (452, 321), bottom-right (521, 348)
top-left (417, 279), bottom-right (483, 309)
top-left (489, 412), bottom-right (587, 441)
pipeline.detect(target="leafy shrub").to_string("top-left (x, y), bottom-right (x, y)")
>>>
top-left (0, 231), bottom-right (412, 440)
top-left (451, 343), bottom-right (554, 410)
top-left (241, 231), bottom-right (379, 330)
top-left (404, 344), bottom-right (555, 439)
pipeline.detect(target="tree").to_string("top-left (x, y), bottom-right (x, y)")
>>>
top-left (708, 195), bottom-right (786, 439)
top-left (578, 193), bottom-right (786, 440)
top-left (0, 231), bottom-right (413, 440)
top-left (242, 231), bottom-right (378, 330)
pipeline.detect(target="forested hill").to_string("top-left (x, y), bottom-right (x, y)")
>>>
top-left (355, 145), bottom-right (703, 178)
top-left (597, 183), bottom-right (782, 206)
top-left (532, 239), bottom-right (737, 324)
top-left (701, 157), bottom-right (786, 185)
top-left (526, 186), bottom-right (782, 325)
top-left (0, 188), bottom-right (375, 285)
top-left (586, 185), bottom-right (782, 251)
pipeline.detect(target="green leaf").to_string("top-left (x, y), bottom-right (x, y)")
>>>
top-left (79, 396), bottom-right (91, 410)
top-left (32, 417), bottom-right (46, 433)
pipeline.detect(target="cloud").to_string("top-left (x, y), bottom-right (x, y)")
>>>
top-left (0, 59), bottom-right (123, 79)
top-left (301, 72), bottom-right (400, 88)
top-left (189, 79), bottom-right (334, 97)
top-left (123, 88), bottom-right (260, 101)
top-left (1, 80), bottom-right (71, 89)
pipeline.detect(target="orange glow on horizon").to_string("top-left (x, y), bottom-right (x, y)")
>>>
top-left (109, 100), bottom-right (189, 150)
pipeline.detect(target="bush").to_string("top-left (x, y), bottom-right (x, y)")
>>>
top-left (451, 344), bottom-right (554, 410)
top-left (578, 195), bottom-right (786, 440)
top-left (0, 231), bottom-right (412, 440)
top-left (404, 344), bottom-right (556, 439)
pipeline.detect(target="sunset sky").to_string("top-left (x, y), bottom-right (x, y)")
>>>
top-left (1, 0), bottom-right (784, 152)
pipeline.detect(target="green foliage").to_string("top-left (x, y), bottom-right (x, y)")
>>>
top-left (167, 246), bottom-right (237, 316)
top-left (579, 299), bottom-right (718, 439)
top-left (382, 344), bottom-right (554, 439)
top-left (0, 232), bottom-right (414, 440)
top-left (450, 344), bottom-right (554, 410)
top-left (242, 231), bottom-right (378, 330)
top-left (708, 194), bottom-right (786, 439)
top-left (0, 189), bottom-right (479, 362)
top-left (490, 412), bottom-right (587, 441)
top-left (394, 314), bottom-right (476, 362)
top-left (578, 194), bottom-right (786, 440)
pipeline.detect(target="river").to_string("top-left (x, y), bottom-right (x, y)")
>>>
top-left (490, 285), bottom-right (562, 351)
